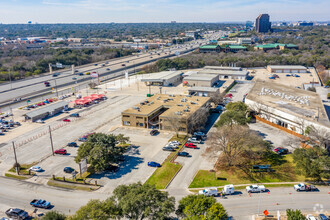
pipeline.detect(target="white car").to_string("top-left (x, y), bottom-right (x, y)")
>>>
top-left (30, 166), bottom-right (42, 172)
top-left (169, 141), bottom-right (180, 145)
top-left (306, 214), bottom-right (317, 220)
top-left (187, 137), bottom-right (200, 143)
top-left (36, 119), bottom-right (44, 123)
top-left (246, 185), bottom-right (266, 193)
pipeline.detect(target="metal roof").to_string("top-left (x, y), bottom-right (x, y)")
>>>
top-left (198, 69), bottom-right (248, 76)
top-left (188, 87), bottom-right (219, 92)
top-left (141, 71), bottom-right (182, 82)
top-left (184, 73), bottom-right (217, 81)
top-left (204, 66), bottom-right (242, 71)
top-left (24, 101), bottom-right (68, 118)
top-left (267, 65), bottom-right (307, 70)
top-left (199, 45), bottom-right (219, 49)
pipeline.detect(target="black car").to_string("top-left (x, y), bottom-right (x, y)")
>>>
top-left (162, 146), bottom-right (176, 152)
top-left (277, 148), bottom-right (289, 155)
top-left (67, 142), bottom-right (78, 147)
top-left (5, 208), bottom-right (29, 220)
top-left (63, 167), bottom-right (75, 173)
top-left (70, 113), bottom-right (80, 117)
top-left (150, 129), bottom-right (159, 136)
top-left (177, 152), bottom-right (190, 157)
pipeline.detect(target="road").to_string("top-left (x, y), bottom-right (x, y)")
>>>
top-left (0, 31), bottom-right (227, 108)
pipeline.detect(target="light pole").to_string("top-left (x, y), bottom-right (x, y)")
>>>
top-left (54, 79), bottom-right (58, 97)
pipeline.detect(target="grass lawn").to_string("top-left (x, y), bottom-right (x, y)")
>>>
top-left (189, 154), bottom-right (305, 188)
top-left (47, 180), bottom-right (99, 191)
top-left (5, 173), bottom-right (29, 180)
top-left (8, 163), bottom-right (37, 176)
top-left (145, 162), bottom-right (182, 189)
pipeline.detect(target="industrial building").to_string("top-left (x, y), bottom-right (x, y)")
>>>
top-left (199, 45), bottom-right (221, 53)
top-left (267, 65), bottom-right (308, 73)
top-left (255, 14), bottom-right (272, 33)
top-left (141, 71), bottom-right (183, 86)
top-left (188, 87), bottom-right (219, 97)
top-left (204, 66), bottom-right (242, 71)
top-left (245, 81), bottom-right (330, 135)
top-left (198, 68), bottom-right (249, 80)
top-left (24, 101), bottom-right (69, 122)
top-left (121, 94), bottom-right (210, 132)
top-left (183, 73), bottom-right (219, 87)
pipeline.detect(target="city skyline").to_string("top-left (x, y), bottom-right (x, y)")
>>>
top-left (0, 0), bottom-right (329, 24)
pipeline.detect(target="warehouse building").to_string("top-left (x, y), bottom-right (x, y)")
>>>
top-left (141, 71), bottom-right (183, 86)
top-left (204, 66), bottom-right (242, 71)
top-left (199, 45), bottom-right (221, 53)
top-left (121, 94), bottom-right (210, 132)
top-left (267, 65), bottom-right (308, 73)
top-left (245, 81), bottom-right (329, 135)
top-left (183, 73), bottom-right (219, 87)
top-left (188, 87), bottom-right (219, 97)
top-left (24, 101), bottom-right (69, 122)
top-left (198, 69), bottom-right (248, 80)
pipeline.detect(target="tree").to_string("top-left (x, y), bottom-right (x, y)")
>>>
top-left (209, 93), bottom-right (224, 106)
top-left (113, 182), bottom-right (175, 220)
top-left (304, 125), bottom-right (330, 152)
top-left (208, 125), bottom-right (268, 169)
top-left (187, 107), bottom-right (209, 134)
top-left (165, 113), bottom-right (184, 137)
top-left (75, 133), bottom-right (127, 172)
top-left (286, 209), bottom-right (305, 220)
top-left (69, 199), bottom-right (120, 220)
top-left (225, 101), bottom-right (248, 112)
top-left (115, 134), bottom-right (130, 144)
top-left (216, 110), bottom-right (248, 127)
top-left (42, 211), bottom-right (66, 220)
top-left (205, 203), bottom-right (228, 220)
top-left (176, 195), bottom-right (227, 220)
top-left (292, 147), bottom-right (330, 181)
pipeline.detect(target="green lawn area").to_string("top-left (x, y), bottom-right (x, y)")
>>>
top-left (145, 162), bottom-right (182, 189)
top-left (47, 180), bottom-right (99, 191)
top-left (5, 173), bottom-right (29, 180)
top-left (189, 154), bottom-right (305, 188)
top-left (8, 163), bottom-right (37, 176)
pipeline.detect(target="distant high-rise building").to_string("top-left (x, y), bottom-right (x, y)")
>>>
top-left (255, 14), bottom-right (271, 33)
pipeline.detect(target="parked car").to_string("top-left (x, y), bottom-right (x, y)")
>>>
top-left (36, 119), bottom-right (44, 123)
top-left (246, 185), bottom-right (266, 193)
top-left (222, 184), bottom-right (235, 195)
top-left (70, 113), bottom-right (80, 117)
top-left (78, 137), bottom-right (87, 142)
top-left (306, 214), bottom-right (317, 220)
top-left (185, 143), bottom-right (197, 149)
top-left (276, 148), bottom-right (289, 155)
top-left (64, 167), bottom-right (75, 173)
top-left (318, 214), bottom-right (329, 220)
top-left (67, 142), bottom-right (78, 147)
top-left (162, 146), bottom-right (176, 152)
top-left (169, 140), bottom-right (180, 145)
top-left (194, 132), bottom-right (206, 137)
top-left (54, 149), bottom-right (67, 155)
top-left (30, 199), bottom-right (51, 209)
top-left (150, 129), bottom-right (159, 136)
top-left (106, 68), bottom-right (110, 71)
top-left (63, 119), bottom-right (71, 122)
top-left (177, 152), bottom-right (190, 157)
top-left (148, 161), bottom-right (161, 167)
top-left (187, 137), bottom-right (200, 143)
top-left (29, 166), bottom-right (42, 172)
top-left (5, 208), bottom-right (29, 220)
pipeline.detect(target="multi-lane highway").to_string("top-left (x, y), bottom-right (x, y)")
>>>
top-left (0, 33), bottom-right (224, 109)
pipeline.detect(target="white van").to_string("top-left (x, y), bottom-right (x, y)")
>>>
top-left (198, 187), bottom-right (218, 196)
top-left (222, 184), bottom-right (235, 195)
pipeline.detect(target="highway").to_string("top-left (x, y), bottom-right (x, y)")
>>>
top-left (0, 34), bottom-right (221, 108)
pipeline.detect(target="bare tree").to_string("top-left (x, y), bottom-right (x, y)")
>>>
top-left (164, 113), bottom-right (184, 137)
top-left (305, 125), bottom-right (330, 152)
top-left (187, 107), bottom-right (209, 134)
top-left (209, 93), bottom-right (224, 106)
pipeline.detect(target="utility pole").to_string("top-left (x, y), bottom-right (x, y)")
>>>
top-left (12, 142), bottom-right (19, 175)
top-left (54, 79), bottom-right (58, 97)
top-left (49, 126), bottom-right (54, 156)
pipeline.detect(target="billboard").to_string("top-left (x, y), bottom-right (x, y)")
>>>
top-left (80, 159), bottom-right (87, 174)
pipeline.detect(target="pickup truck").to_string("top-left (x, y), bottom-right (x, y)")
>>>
top-left (294, 183), bottom-right (317, 192)
top-left (246, 185), bottom-right (266, 193)
top-left (199, 187), bottom-right (218, 196)
top-left (30, 199), bottom-right (51, 209)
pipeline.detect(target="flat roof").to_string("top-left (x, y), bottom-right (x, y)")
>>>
top-left (267, 65), bottom-right (307, 70)
top-left (184, 73), bottom-right (217, 81)
top-left (122, 94), bottom-right (210, 119)
top-left (198, 69), bottom-right (248, 76)
top-left (246, 81), bottom-right (328, 125)
top-left (24, 101), bottom-right (68, 118)
top-left (199, 45), bottom-right (219, 49)
top-left (188, 87), bottom-right (219, 92)
top-left (141, 71), bottom-right (182, 82)
top-left (204, 66), bottom-right (242, 71)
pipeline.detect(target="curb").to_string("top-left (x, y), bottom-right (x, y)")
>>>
top-left (165, 163), bottom-right (183, 189)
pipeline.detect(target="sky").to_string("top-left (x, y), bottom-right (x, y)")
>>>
top-left (0, 0), bottom-right (329, 23)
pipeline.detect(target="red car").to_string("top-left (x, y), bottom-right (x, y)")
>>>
top-left (185, 142), bottom-right (197, 149)
top-left (63, 119), bottom-right (71, 122)
top-left (54, 149), bottom-right (67, 155)
top-left (274, 147), bottom-right (284, 152)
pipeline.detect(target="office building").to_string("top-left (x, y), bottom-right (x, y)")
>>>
top-left (255, 14), bottom-right (271, 33)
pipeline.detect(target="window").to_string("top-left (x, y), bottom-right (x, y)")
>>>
top-left (123, 121), bottom-right (130, 125)
top-left (136, 116), bottom-right (143, 119)
top-left (123, 115), bottom-right (130, 118)
top-left (139, 123), bottom-right (144, 127)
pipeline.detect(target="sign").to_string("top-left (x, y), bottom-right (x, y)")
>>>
top-left (80, 159), bottom-right (88, 174)
top-left (72, 172), bottom-right (76, 179)
top-left (263, 210), bottom-right (269, 216)
top-left (91, 73), bottom-right (98, 78)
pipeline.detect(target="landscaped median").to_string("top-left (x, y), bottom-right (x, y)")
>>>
top-left (5, 163), bottom-right (37, 180)
top-left (145, 134), bottom-right (188, 189)
top-left (189, 154), bottom-right (305, 189)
